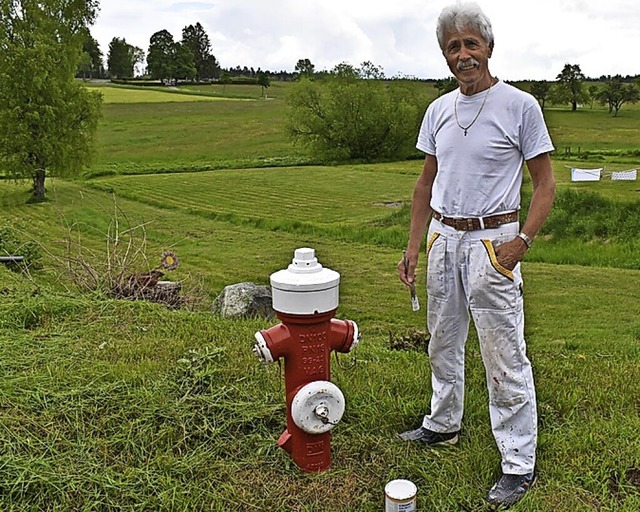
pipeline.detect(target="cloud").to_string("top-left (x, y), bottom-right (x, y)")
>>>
top-left (92, 0), bottom-right (639, 80)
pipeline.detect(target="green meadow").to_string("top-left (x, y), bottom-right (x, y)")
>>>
top-left (1, 81), bottom-right (640, 511)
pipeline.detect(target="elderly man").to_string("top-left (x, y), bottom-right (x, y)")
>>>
top-left (397, 2), bottom-right (555, 509)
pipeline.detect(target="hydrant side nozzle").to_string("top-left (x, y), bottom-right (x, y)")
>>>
top-left (349, 321), bottom-right (360, 353)
top-left (253, 331), bottom-right (274, 364)
top-left (329, 319), bottom-right (360, 354)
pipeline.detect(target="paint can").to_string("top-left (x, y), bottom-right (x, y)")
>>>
top-left (385, 479), bottom-right (417, 512)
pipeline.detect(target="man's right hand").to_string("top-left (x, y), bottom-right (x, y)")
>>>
top-left (398, 252), bottom-right (418, 287)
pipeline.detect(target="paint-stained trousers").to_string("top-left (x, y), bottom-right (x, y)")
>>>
top-left (422, 218), bottom-right (537, 475)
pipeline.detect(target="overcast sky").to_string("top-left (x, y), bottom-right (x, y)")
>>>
top-left (91, 0), bottom-right (638, 81)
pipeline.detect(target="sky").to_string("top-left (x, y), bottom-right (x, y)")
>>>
top-left (91, 0), bottom-right (639, 81)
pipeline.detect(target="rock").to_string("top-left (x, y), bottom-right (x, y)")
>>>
top-left (212, 282), bottom-right (274, 319)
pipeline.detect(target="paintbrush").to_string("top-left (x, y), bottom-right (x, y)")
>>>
top-left (402, 250), bottom-right (420, 312)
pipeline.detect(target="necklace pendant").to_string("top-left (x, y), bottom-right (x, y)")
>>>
top-left (464, 129), bottom-right (468, 136)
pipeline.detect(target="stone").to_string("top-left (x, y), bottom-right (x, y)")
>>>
top-left (212, 282), bottom-right (274, 319)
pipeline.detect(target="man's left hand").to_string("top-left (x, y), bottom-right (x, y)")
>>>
top-left (494, 237), bottom-right (528, 271)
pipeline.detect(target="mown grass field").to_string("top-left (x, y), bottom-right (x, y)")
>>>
top-left (87, 83), bottom-right (305, 176)
top-left (1, 81), bottom-right (640, 511)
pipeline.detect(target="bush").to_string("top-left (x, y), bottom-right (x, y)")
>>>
top-left (286, 77), bottom-right (426, 161)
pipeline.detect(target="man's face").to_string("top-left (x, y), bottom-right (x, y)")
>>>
top-left (442, 26), bottom-right (493, 91)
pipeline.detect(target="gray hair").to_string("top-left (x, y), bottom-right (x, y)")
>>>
top-left (436, 2), bottom-right (494, 51)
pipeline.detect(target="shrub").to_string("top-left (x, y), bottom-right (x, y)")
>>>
top-left (286, 77), bottom-right (425, 161)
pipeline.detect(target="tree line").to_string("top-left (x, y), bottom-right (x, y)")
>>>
top-left (432, 64), bottom-right (640, 117)
top-left (530, 64), bottom-right (639, 117)
top-left (76, 21), bottom-right (640, 118)
top-left (76, 25), bottom-right (316, 83)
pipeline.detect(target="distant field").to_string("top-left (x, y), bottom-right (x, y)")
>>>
top-left (87, 84), bottom-right (248, 104)
top-left (89, 165), bottom-right (416, 226)
top-left (545, 107), bottom-right (640, 155)
top-left (180, 80), bottom-right (293, 100)
top-left (91, 92), bottom-right (303, 174)
top-left (84, 81), bottom-right (640, 178)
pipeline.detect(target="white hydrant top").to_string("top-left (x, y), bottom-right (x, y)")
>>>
top-left (270, 248), bottom-right (341, 315)
top-left (287, 247), bottom-right (322, 273)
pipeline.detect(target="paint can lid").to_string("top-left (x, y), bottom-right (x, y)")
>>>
top-left (385, 479), bottom-right (417, 500)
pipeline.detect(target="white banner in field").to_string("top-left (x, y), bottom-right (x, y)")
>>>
top-left (571, 168), bottom-right (602, 181)
top-left (610, 169), bottom-right (637, 181)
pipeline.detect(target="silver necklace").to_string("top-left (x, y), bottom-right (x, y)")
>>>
top-left (454, 81), bottom-right (493, 136)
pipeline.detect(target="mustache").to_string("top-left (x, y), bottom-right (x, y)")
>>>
top-left (457, 58), bottom-right (480, 70)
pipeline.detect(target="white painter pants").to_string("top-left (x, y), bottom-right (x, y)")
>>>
top-left (422, 218), bottom-right (537, 475)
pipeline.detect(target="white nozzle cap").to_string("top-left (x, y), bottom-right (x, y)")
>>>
top-left (291, 380), bottom-right (345, 434)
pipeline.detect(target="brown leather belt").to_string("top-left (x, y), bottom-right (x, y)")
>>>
top-left (433, 211), bottom-right (519, 231)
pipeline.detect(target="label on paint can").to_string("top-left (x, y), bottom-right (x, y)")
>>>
top-left (385, 479), bottom-right (417, 512)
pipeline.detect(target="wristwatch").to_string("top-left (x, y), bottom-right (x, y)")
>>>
top-left (517, 232), bottom-right (532, 249)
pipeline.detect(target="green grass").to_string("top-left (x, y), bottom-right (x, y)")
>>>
top-left (87, 82), bottom-right (640, 177)
top-left (2, 258), bottom-right (640, 511)
top-left (88, 84), bottom-right (252, 104)
top-left (179, 80), bottom-right (293, 100)
top-left (91, 95), bottom-right (311, 176)
top-left (545, 107), bottom-right (640, 160)
top-left (1, 81), bottom-right (640, 510)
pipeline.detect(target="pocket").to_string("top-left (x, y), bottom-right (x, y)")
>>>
top-left (426, 231), bottom-right (447, 299)
top-left (426, 232), bottom-right (441, 255)
top-left (468, 238), bottom-right (522, 312)
top-left (481, 239), bottom-right (514, 281)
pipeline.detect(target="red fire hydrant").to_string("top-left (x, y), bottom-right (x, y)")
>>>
top-left (253, 248), bottom-right (359, 472)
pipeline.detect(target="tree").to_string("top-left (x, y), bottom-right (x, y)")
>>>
top-left (201, 54), bottom-right (219, 80)
top-left (132, 46), bottom-right (145, 76)
top-left (0, 0), bottom-right (103, 201)
top-left (331, 62), bottom-right (358, 80)
top-left (286, 76), bottom-right (423, 161)
top-left (107, 37), bottom-right (141, 78)
top-left (181, 22), bottom-right (218, 80)
top-left (173, 43), bottom-right (196, 81)
top-left (294, 58), bottom-right (315, 79)
top-left (434, 77), bottom-right (458, 96)
top-left (597, 75), bottom-right (640, 117)
top-left (147, 31), bottom-right (196, 82)
top-left (77, 50), bottom-right (93, 79)
top-left (530, 80), bottom-right (551, 111)
top-left (76, 29), bottom-right (104, 79)
top-left (257, 71), bottom-right (270, 98)
top-left (220, 71), bottom-right (231, 92)
top-left (147, 30), bottom-right (176, 81)
top-left (358, 61), bottom-right (385, 80)
top-left (553, 63), bottom-right (588, 111)
top-left (588, 84), bottom-right (599, 109)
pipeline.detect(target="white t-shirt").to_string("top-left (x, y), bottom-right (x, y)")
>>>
top-left (416, 80), bottom-right (554, 218)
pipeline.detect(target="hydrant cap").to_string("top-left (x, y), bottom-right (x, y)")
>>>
top-left (270, 248), bottom-right (340, 314)
top-left (287, 247), bottom-right (322, 274)
top-left (270, 248), bottom-right (340, 293)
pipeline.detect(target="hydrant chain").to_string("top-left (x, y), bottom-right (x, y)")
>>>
top-left (334, 349), bottom-right (357, 371)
